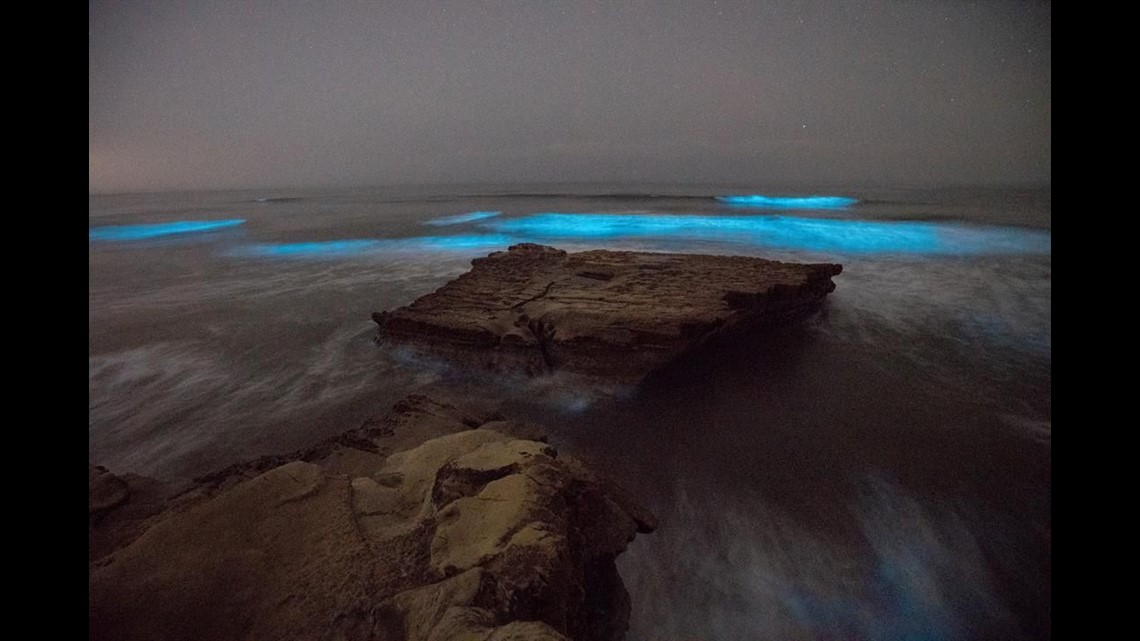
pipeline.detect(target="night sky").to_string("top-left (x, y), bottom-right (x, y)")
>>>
top-left (89, 1), bottom-right (1050, 193)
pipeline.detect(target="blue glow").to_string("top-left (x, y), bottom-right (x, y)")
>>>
top-left (243, 239), bottom-right (382, 257)
top-left (424, 211), bottom-right (502, 226)
top-left (717, 194), bottom-right (859, 209)
top-left (781, 557), bottom-right (961, 641)
top-left (235, 234), bottom-right (516, 258)
top-left (89, 219), bottom-right (246, 241)
top-left (481, 213), bottom-right (1050, 255)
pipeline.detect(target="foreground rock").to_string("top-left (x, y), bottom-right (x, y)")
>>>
top-left (373, 243), bottom-right (842, 379)
top-left (89, 396), bottom-right (655, 641)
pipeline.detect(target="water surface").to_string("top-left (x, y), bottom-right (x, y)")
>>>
top-left (89, 183), bottom-right (1050, 640)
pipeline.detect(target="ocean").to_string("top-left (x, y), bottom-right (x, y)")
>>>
top-left (89, 183), bottom-right (1050, 640)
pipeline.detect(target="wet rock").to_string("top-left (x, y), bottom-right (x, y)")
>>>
top-left (89, 395), bottom-right (654, 641)
top-left (89, 464), bottom-right (130, 516)
top-left (373, 243), bottom-right (842, 379)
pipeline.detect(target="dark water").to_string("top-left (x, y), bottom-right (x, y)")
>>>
top-left (89, 183), bottom-right (1050, 640)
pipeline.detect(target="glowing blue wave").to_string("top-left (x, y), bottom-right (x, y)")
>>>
top-left (89, 219), bottom-right (246, 241)
top-left (717, 194), bottom-right (859, 209)
top-left (234, 234), bottom-right (516, 258)
top-left (424, 211), bottom-right (502, 226)
top-left (482, 213), bottom-right (1050, 255)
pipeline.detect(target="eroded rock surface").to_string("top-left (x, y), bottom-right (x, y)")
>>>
top-left (373, 243), bottom-right (842, 378)
top-left (89, 395), bottom-right (655, 641)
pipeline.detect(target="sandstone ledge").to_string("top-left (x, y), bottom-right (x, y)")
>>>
top-left (89, 395), bottom-right (656, 641)
top-left (372, 243), bottom-right (842, 379)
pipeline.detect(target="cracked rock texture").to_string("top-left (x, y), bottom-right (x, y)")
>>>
top-left (372, 243), bottom-right (842, 378)
top-left (89, 395), bottom-right (655, 641)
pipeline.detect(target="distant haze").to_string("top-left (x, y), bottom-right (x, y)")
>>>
top-left (89, 0), bottom-right (1050, 193)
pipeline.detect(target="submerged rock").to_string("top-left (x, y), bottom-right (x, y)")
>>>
top-left (89, 395), bottom-right (655, 641)
top-left (372, 243), bottom-right (842, 379)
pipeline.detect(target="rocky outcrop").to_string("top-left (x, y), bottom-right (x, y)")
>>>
top-left (89, 395), bottom-right (655, 641)
top-left (89, 464), bottom-right (188, 563)
top-left (372, 243), bottom-right (842, 379)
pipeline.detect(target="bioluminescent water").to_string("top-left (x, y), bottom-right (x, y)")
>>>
top-left (89, 183), bottom-right (1050, 641)
top-left (423, 210), bottom-right (502, 226)
top-left (89, 219), bottom-right (245, 241)
top-left (232, 234), bottom-right (515, 258)
top-left (717, 194), bottom-right (859, 209)
top-left (482, 213), bottom-right (1051, 256)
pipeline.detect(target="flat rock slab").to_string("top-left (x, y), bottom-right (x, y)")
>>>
top-left (373, 243), bottom-right (842, 379)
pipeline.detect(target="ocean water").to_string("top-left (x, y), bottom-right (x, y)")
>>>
top-left (89, 183), bottom-right (1050, 640)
